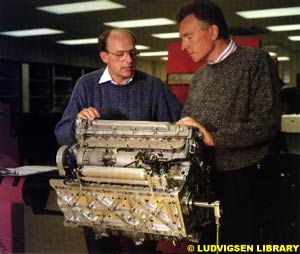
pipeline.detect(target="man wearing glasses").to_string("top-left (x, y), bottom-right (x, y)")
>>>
top-left (55, 28), bottom-right (182, 146)
top-left (55, 28), bottom-right (182, 253)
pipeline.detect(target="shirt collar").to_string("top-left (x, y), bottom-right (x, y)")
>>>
top-left (99, 66), bottom-right (133, 85)
top-left (208, 39), bottom-right (237, 65)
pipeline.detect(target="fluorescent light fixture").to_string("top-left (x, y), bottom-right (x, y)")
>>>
top-left (267, 24), bottom-right (300, 32)
top-left (161, 57), bottom-right (168, 61)
top-left (104, 18), bottom-right (175, 28)
top-left (0, 28), bottom-right (64, 37)
top-left (277, 56), bottom-right (290, 61)
top-left (37, 0), bottom-right (125, 14)
top-left (139, 51), bottom-right (168, 57)
top-left (288, 35), bottom-right (300, 41)
top-left (136, 45), bottom-right (150, 50)
top-left (268, 52), bottom-right (277, 57)
top-left (152, 32), bottom-right (179, 39)
top-left (57, 38), bottom-right (149, 50)
top-left (57, 38), bottom-right (97, 45)
top-left (237, 6), bottom-right (300, 19)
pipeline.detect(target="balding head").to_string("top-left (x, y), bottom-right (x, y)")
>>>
top-left (98, 28), bottom-right (136, 52)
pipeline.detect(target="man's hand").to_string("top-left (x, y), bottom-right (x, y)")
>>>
top-left (77, 107), bottom-right (100, 120)
top-left (176, 117), bottom-right (215, 147)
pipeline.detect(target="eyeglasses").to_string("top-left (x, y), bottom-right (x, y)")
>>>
top-left (106, 49), bottom-right (140, 61)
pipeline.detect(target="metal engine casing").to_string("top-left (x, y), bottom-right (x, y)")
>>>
top-left (50, 119), bottom-right (215, 244)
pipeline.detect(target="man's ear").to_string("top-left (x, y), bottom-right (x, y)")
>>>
top-left (99, 51), bottom-right (108, 64)
top-left (210, 25), bottom-right (219, 41)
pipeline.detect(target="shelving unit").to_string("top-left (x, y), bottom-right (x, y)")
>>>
top-left (0, 59), bottom-right (97, 166)
top-left (0, 59), bottom-right (97, 114)
top-left (28, 63), bottom-right (52, 113)
top-left (52, 65), bottom-right (83, 113)
top-left (0, 60), bottom-right (22, 114)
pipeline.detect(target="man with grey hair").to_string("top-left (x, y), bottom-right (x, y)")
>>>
top-left (176, 0), bottom-right (281, 244)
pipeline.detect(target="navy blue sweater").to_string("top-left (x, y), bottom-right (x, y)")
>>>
top-left (55, 69), bottom-right (183, 145)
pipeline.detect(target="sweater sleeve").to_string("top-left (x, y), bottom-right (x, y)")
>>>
top-left (54, 77), bottom-right (88, 145)
top-left (155, 80), bottom-right (183, 122)
top-left (212, 51), bottom-right (281, 149)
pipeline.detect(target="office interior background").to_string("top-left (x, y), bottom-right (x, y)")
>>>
top-left (0, 0), bottom-right (300, 253)
top-left (1, 0), bottom-right (300, 164)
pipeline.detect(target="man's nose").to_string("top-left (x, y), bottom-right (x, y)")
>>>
top-left (181, 41), bottom-right (187, 51)
top-left (125, 52), bottom-right (134, 62)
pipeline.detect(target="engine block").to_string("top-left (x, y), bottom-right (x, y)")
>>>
top-left (50, 119), bottom-right (220, 244)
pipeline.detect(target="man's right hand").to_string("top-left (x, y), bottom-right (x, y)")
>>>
top-left (176, 117), bottom-right (214, 147)
top-left (76, 107), bottom-right (100, 120)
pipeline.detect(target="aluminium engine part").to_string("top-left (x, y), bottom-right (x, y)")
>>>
top-left (51, 119), bottom-right (221, 245)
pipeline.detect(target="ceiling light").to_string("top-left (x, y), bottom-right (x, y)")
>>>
top-left (268, 52), bottom-right (277, 57)
top-left (161, 57), bottom-right (168, 61)
top-left (57, 38), bottom-right (98, 45)
top-left (277, 56), bottom-right (290, 61)
top-left (37, 0), bottom-right (125, 14)
top-left (0, 28), bottom-right (64, 37)
top-left (104, 18), bottom-right (175, 28)
top-left (288, 35), bottom-right (300, 41)
top-left (57, 38), bottom-right (149, 50)
top-left (267, 24), bottom-right (300, 32)
top-left (136, 45), bottom-right (150, 50)
top-left (237, 6), bottom-right (300, 19)
top-left (151, 32), bottom-right (179, 39)
top-left (139, 51), bottom-right (168, 57)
